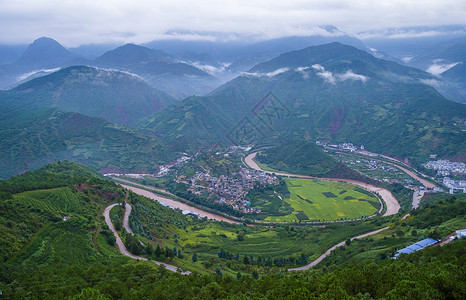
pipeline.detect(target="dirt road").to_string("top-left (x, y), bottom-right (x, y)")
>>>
top-left (244, 152), bottom-right (400, 216)
top-left (103, 203), bottom-right (191, 274)
top-left (288, 226), bottom-right (390, 271)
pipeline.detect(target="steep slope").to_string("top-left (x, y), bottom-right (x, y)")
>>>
top-left (0, 96), bottom-right (175, 179)
top-left (9, 65), bottom-right (175, 125)
top-left (0, 161), bottom-right (126, 267)
top-left (140, 43), bottom-right (466, 162)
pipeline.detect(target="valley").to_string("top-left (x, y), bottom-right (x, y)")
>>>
top-left (1, 25), bottom-right (465, 299)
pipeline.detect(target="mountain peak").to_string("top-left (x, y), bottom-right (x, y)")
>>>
top-left (16, 37), bottom-right (75, 67)
top-left (96, 43), bottom-right (173, 66)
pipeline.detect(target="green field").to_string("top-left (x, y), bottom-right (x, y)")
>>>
top-left (265, 178), bottom-right (380, 222)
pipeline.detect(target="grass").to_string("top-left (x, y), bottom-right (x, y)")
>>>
top-left (264, 179), bottom-right (380, 222)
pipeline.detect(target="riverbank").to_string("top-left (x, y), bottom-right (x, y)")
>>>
top-left (244, 152), bottom-right (401, 217)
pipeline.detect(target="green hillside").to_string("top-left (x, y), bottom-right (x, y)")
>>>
top-left (1, 162), bottom-right (464, 298)
top-left (10, 65), bottom-right (175, 126)
top-left (256, 140), bottom-right (375, 182)
top-left (0, 106), bottom-right (175, 179)
top-left (140, 43), bottom-right (466, 163)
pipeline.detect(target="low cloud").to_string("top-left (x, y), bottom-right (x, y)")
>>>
top-left (243, 67), bottom-right (289, 78)
top-left (16, 68), bottom-right (61, 82)
top-left (426, 61), bottom-right (460, 75)
top-left (185, 61), bottom-right (226, 76)
top-left (311, 64), bottom-right (368, 84)
top-left (95, 67), bottom-right (145, 81)
top-left (295, 66), bottom-right (310, 78)
top-left (312, 64), bottom-right (336, 84)
top-left (336, 70), bottom-right (369, 83)
top-left (420, 78), bottom-right (443, 88)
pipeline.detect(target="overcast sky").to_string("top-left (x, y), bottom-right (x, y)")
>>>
top-left (1, 0), bottom-right (465, 47)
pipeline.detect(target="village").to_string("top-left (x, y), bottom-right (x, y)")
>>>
top-left (184, 167), bottom-right (279, 214)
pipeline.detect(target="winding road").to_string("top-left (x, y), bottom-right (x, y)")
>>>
top-left (244, 152), bottom-right (401, 216)
top-left (288, 226), bottom-right (390, 271)
top-left (103, 203), bottom-right (191, 274)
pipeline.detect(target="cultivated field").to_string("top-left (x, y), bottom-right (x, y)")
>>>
top-left (265, 179), bottom-right (380, 222)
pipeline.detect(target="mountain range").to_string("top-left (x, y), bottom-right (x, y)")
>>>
top-left (8, 65), bottom-right (175, 125)
top-left (0, 37), bottom-right (465, 178)
top-left (0, 67), bottom-right (177, 179)
top-left (140, 42), bottom-right (466, 163)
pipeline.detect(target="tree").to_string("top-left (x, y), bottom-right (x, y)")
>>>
top-left (252, 270), bottom-right (259, 279)
top-left (192, 253), bottom-right (198, 263)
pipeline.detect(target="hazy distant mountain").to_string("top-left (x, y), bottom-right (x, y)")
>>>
top-left (145, 27), bottom-right (368, 75)
top-left (14, 37), bottom-right (76, 68)
top-left (7, 66), bottom-right (175, 125)
top-left (360, 25), bottom-right (466, 58)
top-left (94, 44), bottom-right (219, 99)
top-left (0, 44), bottom-right (27, 65)
top-left (140, 42), bottom-right (466, 162)
top-left (0, 37), bottom-right (80, 89)
top-left (441, 62), bottom-right (466, 103)
top-left (68, 43), bottom-right (123, 59)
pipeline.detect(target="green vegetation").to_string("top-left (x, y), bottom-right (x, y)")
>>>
top-left (140, 43), bottom-right (466, 163)
top-left (128, 191), bottom-right (387, 273)
top-left (0, 106), bottom-right (175, 179)
top-left (10, 65), bottom-right (175, 126)
top-left (0, 162), bottom-right (127, 264)
top-left (262, 179), bottom-right (380, 222)
top-left (319, 195), bottom-right (465, 267)
top-left (256, 140), bottom-right (375, 183)
top-left (1, 161), bottom-right (464, 299)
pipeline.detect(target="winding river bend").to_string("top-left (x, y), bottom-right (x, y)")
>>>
top-left (119, 184), bottom-right (237, 223)
top-left (244, 152), bottom-right (401, 217)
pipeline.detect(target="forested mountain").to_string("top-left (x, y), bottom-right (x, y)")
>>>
top-left (7, 65), bottom-right (175, 125)
top-left (93, 44), bottom-right (220, 99)
top-left (0, 102), bottom-right (175, 179)
top-left (140, 42), bottom-right (466, 163)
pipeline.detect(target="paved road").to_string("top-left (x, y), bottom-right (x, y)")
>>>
top-left (244, 152), bottom-right (400, 216)
top-left (288, 226), bottom-right (390, 271)
top-left (103, 203), bottom-right (190, 274)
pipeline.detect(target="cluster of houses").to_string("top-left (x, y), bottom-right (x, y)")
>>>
top-left (424, 159), bottom-right (466, 176)
top-left (155, 156), bottom-right (192, 177)
top-left (442, 177), bottom-right (466, 193)
top-left (186, 167), bottom-right (279, 214)
top-left (317, 141), bottom-right (365, 152)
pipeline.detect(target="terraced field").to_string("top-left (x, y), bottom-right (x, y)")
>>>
top-left (265, 179), bottom-right (380, 222)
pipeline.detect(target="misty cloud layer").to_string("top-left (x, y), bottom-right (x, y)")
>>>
top-left (0, 0), bottom-right (465, 46)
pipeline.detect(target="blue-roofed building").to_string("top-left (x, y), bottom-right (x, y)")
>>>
top-left (394, 238), bottom-right (439, 258)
